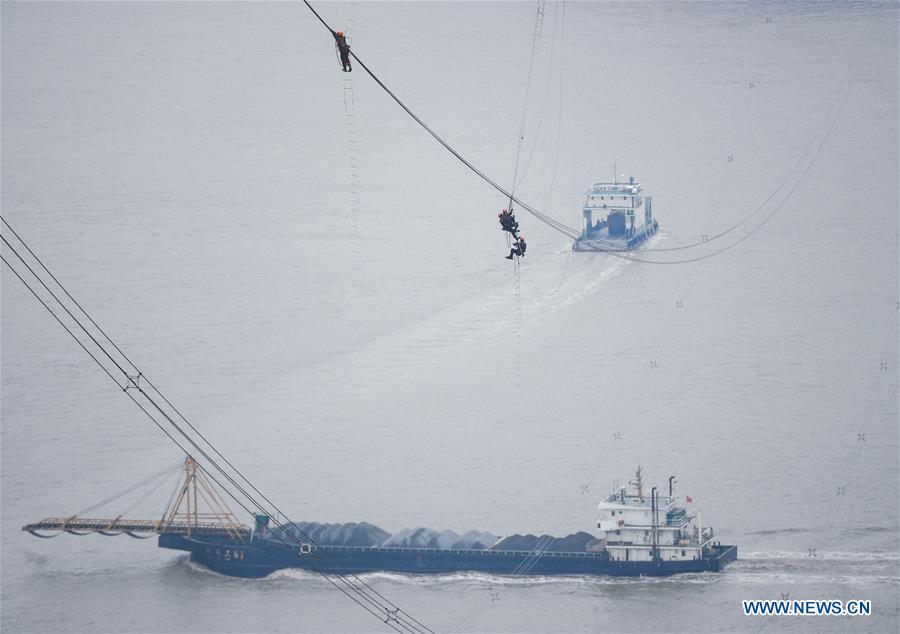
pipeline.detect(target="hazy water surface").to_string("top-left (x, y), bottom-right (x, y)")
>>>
top-left (2, 2), bottom-right (898, 632)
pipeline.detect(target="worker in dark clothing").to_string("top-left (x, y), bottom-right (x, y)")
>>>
top-left (505, 235), bottom-right (527, 260)
top-left (332, 30), bottom-right (352, 72)
top-left (498, 208), bottom-right (519, 238)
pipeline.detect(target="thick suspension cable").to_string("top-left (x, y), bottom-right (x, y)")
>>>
top-left (298, 1), bottom-right (601, 244)
top-left (292, 1), bottom-right (688, 251)
top-left (298, 0), bottom-right (856, 262)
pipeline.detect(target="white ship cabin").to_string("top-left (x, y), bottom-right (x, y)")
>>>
top-left (597, 469), bottom-right (713, 562)
top-left (582, 177), bottom-right (653, 239)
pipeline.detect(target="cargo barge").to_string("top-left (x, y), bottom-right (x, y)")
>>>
top-left (24, 462), bottom-right (736, 578)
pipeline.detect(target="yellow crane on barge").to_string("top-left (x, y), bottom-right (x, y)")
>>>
top-left (22, 457), bottom-right (250, 541)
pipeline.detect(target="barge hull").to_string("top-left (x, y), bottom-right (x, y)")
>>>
top-left (160, 534), bottom-right (737, 579)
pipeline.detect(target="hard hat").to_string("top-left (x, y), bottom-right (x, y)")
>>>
top-left (336, 31), bottom-right (344, 36)
top-left (519, 235), bottom-right (525, 240)
top-left (502, 208), bottom-right (508, 213)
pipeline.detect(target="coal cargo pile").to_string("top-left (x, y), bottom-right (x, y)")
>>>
top-left (490, 531), bottom-right (600, 553)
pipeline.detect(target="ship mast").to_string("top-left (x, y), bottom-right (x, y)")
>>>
top-left (629, 465), bottom-right (644, 502)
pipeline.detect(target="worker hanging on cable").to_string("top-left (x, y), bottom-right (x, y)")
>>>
top-left (505, 235), bottom-right (527, 260)
top-left (332, 30), bottom-right (352, 72)
top-left (498, 208), bottom-right (520, 239)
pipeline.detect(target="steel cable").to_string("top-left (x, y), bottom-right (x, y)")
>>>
top-left (1, 228), bottom-right (432, 634)
top-left (299, 0), bottom-right (858, 262)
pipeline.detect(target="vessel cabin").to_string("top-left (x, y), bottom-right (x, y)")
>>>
top-left (581, 177), bottom-right (654, 240)
top-left (597, 487), bottom-right (713, 563)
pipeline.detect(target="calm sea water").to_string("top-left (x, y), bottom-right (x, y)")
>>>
top-left (2, 1), bottom-right (898, 632)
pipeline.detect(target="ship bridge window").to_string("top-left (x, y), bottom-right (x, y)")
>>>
top-left (611, 511), bottom-right (615, 516)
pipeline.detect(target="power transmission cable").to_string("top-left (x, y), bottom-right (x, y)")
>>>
top-left (1, 218), bottom-right (433, 632)
top-left (1, 227), bottom-right (433, 634)
top-left (507, 0), bottom-right (546, 211)
top-left (298, 1), bottom-right (857, 262)
top-left (0, 247), bottom-right (418, 633)
top-left (577, 68), bottom-right (855, 265)
top-left (514, 0), bottom-right (560, 190)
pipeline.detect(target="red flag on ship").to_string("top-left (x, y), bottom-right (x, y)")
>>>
top-left (685, 495), bottom-right (693, 503)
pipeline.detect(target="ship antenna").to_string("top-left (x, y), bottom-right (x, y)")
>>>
top-left (613, 162), bottom-right (617, 185)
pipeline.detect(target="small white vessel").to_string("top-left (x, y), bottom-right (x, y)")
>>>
top-left (573, 176), bottom-right (659, 251)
